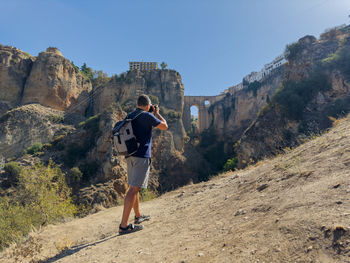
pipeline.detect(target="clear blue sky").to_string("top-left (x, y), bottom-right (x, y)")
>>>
top-left (1, 0), bottom-right (349, 96)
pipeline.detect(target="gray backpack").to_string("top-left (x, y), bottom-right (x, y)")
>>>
top-left (112, 111), bottom-right (143, 156)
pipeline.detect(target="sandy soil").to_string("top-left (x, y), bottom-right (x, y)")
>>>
top-left (1, 117), bottom-right (350, 263)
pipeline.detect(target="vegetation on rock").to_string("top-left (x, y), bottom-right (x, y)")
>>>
top-left (25, 142), bottom-right (43, 155)
top-left (0, 161), bottom-right (77, 250)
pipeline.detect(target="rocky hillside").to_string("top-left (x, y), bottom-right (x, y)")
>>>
top-left (0, 104), bottom-right (75, 157)
top-left (0, 44), bottom-right (206, 210)
top-left (236, 26), bottom-right (350, 167)
top-left (0, 46), bottom-right (92, 116)
top-left (1, 113), bottom-right (349, 263)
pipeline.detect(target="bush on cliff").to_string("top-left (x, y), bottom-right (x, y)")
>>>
top-left (285, 41), bottom-right (304, 61)
top-left (80, 63), bottom-right (93, 81)
top-left (0, 161), bottom-right (77, 250)
top-left (24, 142), bottom-right (43, 155)
top-left (223, 157), bottom-right (238, 172)
top-left (272, 70), bottom-right (331, 120)
top-left (4, 162), bottom-right (22, 185)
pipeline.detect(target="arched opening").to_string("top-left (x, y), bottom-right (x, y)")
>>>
top-left (190, 105), bottom-right (199, 134)
top-left (204, 100), bottom-right (210, 107)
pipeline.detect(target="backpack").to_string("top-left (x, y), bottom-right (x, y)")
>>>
top-left (112, 110), bottom-right (143, 156)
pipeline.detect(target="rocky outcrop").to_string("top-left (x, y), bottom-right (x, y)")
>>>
top-left (21, 48), bottom-right (92, 114)
top-left (236, 30), bottom-right (350, 167)
top-left (0, 45), bottom-right (34, 116)
top-left (0, 104), bottom-right (74, 157)
top-left (209, 71), bottom-right (282, 143)
top-left (93, 69), bottom-right (186, 151)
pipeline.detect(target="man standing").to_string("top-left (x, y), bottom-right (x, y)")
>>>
top-left (119, 94), bottom-right (168, 235)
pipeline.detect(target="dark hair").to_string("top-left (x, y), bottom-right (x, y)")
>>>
top-left (137, 94), bottom-right (151, 106)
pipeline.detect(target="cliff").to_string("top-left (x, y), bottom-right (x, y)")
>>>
top-left (0, 45), bottom-right (198, 207)
top-left (208, 69), bottom-right (283, 143)
top-left (93, 69), bottom-right (186, 151)
top-left (21, 48), bottom-right (92, 114)
top-left (0, 45), bottom-right (34, 116)
top-left (236, 26), bottom-right (350, 167)
top-left (0, 104), bottom-right (74, 157)
top-left (0, 46), bottom-right (92, 116)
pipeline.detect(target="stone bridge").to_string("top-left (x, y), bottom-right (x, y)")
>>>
top-left (183, 94), bottom-right (225, 133)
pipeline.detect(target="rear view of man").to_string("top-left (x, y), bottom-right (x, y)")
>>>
top-left (119, 94), bottom-right (168, 235)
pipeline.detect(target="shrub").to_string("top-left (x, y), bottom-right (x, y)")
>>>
top-left (67, 167), bottom-right (83, 189)
top-left (320, 28), bottom-right (340, 40)
top-left (79, 161), bottom-right (99, 181)
top-left (223, 157), bottom-right (238, 172)
top-left (325, 97), bottom-right (350, 118)
top-left (92, 70), bottom-right (110, 87)
top-left (4, 162), bottom-right (21, 184)
top-left (140, 188), bottom-right (158, 202)
top-left (0, 161), bottom-right (77, 249)
top-left (25, 142), bottom-right (43, 155)
top-left (285, 42), bottom-right (303, 61)
top-left (272, 71), bottom-right (331, 120)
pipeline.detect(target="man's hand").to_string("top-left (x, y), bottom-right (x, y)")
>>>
top-left (154, 104), bottom-right (160, 115)
top-left (153, 105), bottom-right (168, 130)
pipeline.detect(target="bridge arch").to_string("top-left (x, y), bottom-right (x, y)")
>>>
top-left (183, 95), bottom-right (225, 133)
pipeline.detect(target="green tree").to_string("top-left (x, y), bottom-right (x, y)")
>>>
top-left (92, 70), bottom-right (110, 87)
top-left (80, 63), bottom-right (93, 81)
top-left (160, 62), bottom-right (168, 70)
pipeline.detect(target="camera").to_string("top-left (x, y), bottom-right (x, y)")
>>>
top-left (148, 104), bottom-right (158, 113)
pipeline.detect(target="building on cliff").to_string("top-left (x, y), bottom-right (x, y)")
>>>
top-left (129, 62), bottom-right (158, 71)
top-left (222, 52), bottom-right (287, 95)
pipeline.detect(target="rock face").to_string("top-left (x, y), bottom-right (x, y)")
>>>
top-left (0, 45), bottom-right (34, 116)
top-left (21, 48), bottom-right (92, 114)
top-left (93, 69), bottom-right (186, 151)
top-left (0, 46), bottom-right (92, 116)
top-left (0, 104), bottom-right (74, 157)
top-left (236, 29), bottom-right (350, 167)
top-left (211, 71), bottom-right (282, 143)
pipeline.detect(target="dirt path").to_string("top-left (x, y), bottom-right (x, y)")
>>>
top-left (1, 117), bottom-right (350, 263)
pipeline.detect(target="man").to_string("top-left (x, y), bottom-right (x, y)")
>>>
top-left (119, 94), bottom-right (168, 235)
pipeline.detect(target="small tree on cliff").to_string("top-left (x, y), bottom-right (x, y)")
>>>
top-left (80, 63), bottom-right (93, 81)
top-left (160, 62), bottom-right (168, 70)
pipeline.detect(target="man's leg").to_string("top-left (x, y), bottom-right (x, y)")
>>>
top-left (133, 191), bottom-right (141, 218)
top-left (120, 185), bottom-right (140, 229)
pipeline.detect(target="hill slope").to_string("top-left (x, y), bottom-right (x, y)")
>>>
top-left (1, 116), bottom-right (350, 262)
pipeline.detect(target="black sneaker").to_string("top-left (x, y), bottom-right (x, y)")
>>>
top-left (134, 214), bottom-right (151, 224)
top-left (119, 224), bottom-right (143, 235)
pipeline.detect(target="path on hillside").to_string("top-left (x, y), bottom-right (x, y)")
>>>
top-left (1, 118), bottom-right (350, 263)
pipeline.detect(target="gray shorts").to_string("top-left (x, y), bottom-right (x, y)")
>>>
top-left (126, 156), bottom-right (150, 189)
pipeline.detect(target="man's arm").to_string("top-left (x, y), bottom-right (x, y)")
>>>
top-left (154, 106), bottom-right (168, 130)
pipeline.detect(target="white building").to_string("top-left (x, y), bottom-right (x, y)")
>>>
top-left (222, 52), bottom-right (288, 95)
top-left (243, 71), bottom-right (263, 83)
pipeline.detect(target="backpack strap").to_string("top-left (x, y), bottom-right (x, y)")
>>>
top-left (112, 110), bottom-right (144, 135)
top-left (126, 109), bottom-right (144, 121)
